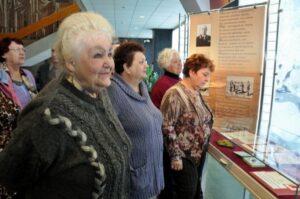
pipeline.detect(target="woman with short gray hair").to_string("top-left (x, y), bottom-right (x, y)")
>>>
top-left (150, 48), bottom-right (182, 109)
top-left (0, 12), bottom-right (131, 199)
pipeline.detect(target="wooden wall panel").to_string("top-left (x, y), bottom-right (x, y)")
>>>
top-left (0, 0), bottom-right (73, 38)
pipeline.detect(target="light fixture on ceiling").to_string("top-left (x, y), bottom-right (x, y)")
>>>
top-left (139, 15), bottom-right (145, 19)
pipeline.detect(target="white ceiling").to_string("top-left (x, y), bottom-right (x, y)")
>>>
top-left (80, 0), bottom-right (187, 39)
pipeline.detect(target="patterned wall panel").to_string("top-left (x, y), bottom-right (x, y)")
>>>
top-left (1, 0), bottom-right (73, 38)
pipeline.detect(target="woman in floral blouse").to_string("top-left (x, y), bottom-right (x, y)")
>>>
top-left (0, 37), bottom-right (35, 198)
top-left (160, 53), bottom-right (215, 199)
top-left (0, 68), bottom-right (20, 199)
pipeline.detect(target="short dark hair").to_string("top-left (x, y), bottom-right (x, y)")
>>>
top-left (0, 37), bottom-right (24, 63)
top-left (113, 41), bottom-right (145, 74)
top-left (183, 53), bottom-right (215, 77)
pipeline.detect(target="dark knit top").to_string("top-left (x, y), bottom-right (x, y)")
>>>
top-left (150, 70), bottom-right (181, 109)
top-left (0, 78), bottom-right (131, 199)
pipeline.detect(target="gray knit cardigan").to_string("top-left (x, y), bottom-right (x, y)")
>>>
top-left (107, 74), bottom-right (164, 199)
top-left (0, 78), bottom-right (131, 199)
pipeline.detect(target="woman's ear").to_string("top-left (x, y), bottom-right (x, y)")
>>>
top-left (65, 60), bottom-right (76, 73)
top-left (2, 54), bottom-right (7, 60)
top-left (123, 63), bottom-right (131, 74)
top-left (189, 69), bottom-right (196, 78)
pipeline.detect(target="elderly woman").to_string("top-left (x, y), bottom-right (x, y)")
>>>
top-left (0, 67), bottom-right (20, 199)
top-left (150, 48), bottom-right (182, 109)
top-left (160, 53), bottom-right (215, 199)
top-left (0, 37), bottom-right (28, 199)
top-left (0, 12), bottom-right (131, 199)
top-left (150, 48), bottom-right (182, 199)
top-left (0, 37), bottom-right (37, 109)
top-left (107, 41), bottom-right (164, 199)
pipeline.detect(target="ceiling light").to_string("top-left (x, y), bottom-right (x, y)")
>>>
top-left (139, 16), bottom-right (145, 19)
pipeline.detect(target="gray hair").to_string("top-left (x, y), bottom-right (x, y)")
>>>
top-left (54, 12), bottom-right (114, 75)
top-left (157, 48), bottom-right (180, 70)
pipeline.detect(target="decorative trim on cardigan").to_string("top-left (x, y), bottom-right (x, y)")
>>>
top-left (43, 108), bottom-right (106, 199)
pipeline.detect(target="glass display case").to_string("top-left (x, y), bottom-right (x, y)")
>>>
top-left (203, 153), bottom-right (256, 199)
top-left (216, 130), bottom-right (300, 198)
top-left (208, 0), bottom-right (300, 197)
top-left (188, 0), bottom-right (300, 197)
top-left (262, 0), bottom-right (300, 188)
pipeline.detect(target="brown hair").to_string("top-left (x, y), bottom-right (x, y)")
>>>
top-left (113, 41), bottom-right (145, 74)
top-left (182, 53), bottom-right (215, 77)
top-left (0, 37), bottom-right (24, 63)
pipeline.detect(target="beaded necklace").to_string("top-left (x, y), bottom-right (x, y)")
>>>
top-left (66, 75), bottom-right (98, 98)
top-left (1, 62), bottom-right (37, 99)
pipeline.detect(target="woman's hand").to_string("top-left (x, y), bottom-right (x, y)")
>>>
top-left (171, 159), bottom-right (183, 171)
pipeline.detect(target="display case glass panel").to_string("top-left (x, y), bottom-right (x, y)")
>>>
top-left (263, 0), bottom-right (300, 188)
top-left (188, 0), bottom-right (300, 197)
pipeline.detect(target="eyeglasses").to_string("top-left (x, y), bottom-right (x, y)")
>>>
top-left (9, 48), bottom-right (26, 53)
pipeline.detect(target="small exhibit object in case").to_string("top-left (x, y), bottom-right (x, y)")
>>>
top-left (216, 139), bottom-right (234, 148)
top-left (233, 150), bottom-right (252, 158)
top-left (251, 171), bottom-right (298, 192)
top-left (242, 156), bottom-right (266, 168)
